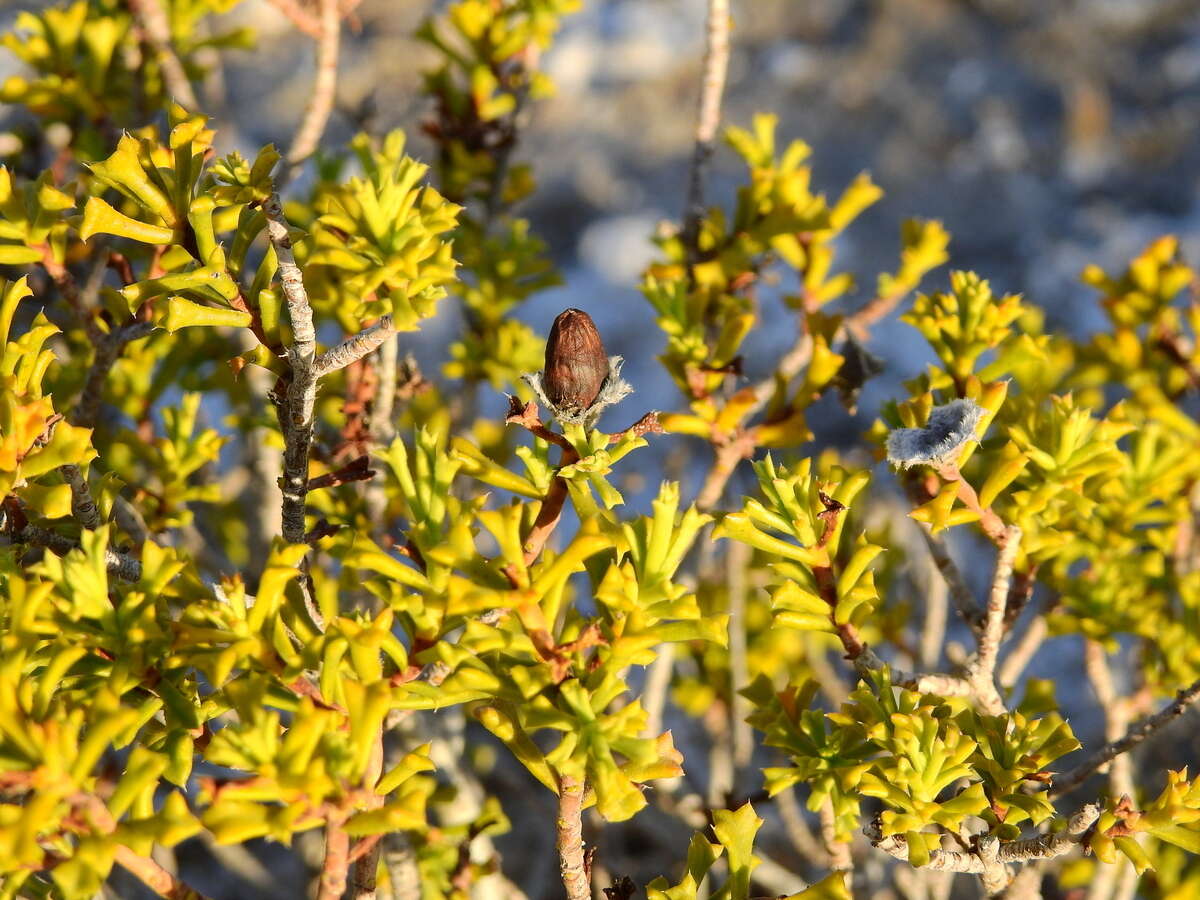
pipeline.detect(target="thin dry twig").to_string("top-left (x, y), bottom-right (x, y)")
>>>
top-left (113, 844), bottom-right (210, 900)
top-left (76, 322), bottom-right (156, 431)
top-left (682, 0), bottom-right (731, 256)
top-left (1083, 641), bottom-right (1137, 900)
top-left (919, 526), bottom-right (982, 630)
top-left (1083, 641), bottom-right (1136, 799)
top-left (775, 783), bottom-right (830, 867)
top-left (998, 611), bottom-right (1048, 690)
top-left (640, 642), bottom-right (676, 740)
top-left (266, 0), bottom-right (361, 39)
top-left (1051, 675), bottom-right (1200, 799)
top-left (918, 549), bottom-right (950, 670)
top-left (314, 316), bottom-right (395, 377)
top-left (286, 0), bottom-right (341, 170)
top-left (71, 793), bottom-right (210, 899)
top-left (382, 834), bottom-right (421, 900)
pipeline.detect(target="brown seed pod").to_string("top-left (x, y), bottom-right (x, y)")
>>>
top-left (543, 308), bottom-right (608, 414)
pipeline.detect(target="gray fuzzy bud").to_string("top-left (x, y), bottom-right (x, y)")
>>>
top-left (886, 398), bottom-right (986, 469)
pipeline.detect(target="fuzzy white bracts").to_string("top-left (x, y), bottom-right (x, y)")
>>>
top-left (886, 398), bottom-right (986, 469)
top-left (523, 356), bottom-right (633, 427)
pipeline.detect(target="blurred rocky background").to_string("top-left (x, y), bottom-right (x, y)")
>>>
top-left (2, 0), bottom-right (1200, 896)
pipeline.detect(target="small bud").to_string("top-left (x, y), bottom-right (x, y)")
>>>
top-left (522, 308), bottom-right (633, 426)
top-left (543, 308), bottom-right (608, 416)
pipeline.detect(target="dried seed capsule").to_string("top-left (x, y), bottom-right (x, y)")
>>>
top-left (543, 308), bottom-right (608, 415)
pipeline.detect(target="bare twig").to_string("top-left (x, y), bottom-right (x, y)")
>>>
top-left (1083, 641), bottom-right (1134, 900)
top-left (266, 0), bottom-right (324, 37)
top-left (998, 612), bottom-right (1047, 690)
top-left (307, 455), bottom-right (374, 491)
top-left (727, 541), bottom-right (753, 783)
top-left (314, 316), bottom-right (395, 377)
top-left (75, 322), bottom-right (157, 431)
top-left (1051, 675), bottom-right (1200, 798)
top-left (364, 336), bottom-right (399, 535)
top-left (640, 642), bottom-right (675, 739)
top-left (751, 852), bottom-right (811, 896)
top-left (557, 776), bottom-right (589, 900)
top-left (370, 339), bottom-right (400, 449)
top-left (776, 784), bottom-right (830, 867)
top-left (1083, 641), bottom-right (1136, 799)
top-left (350, 735), bottom-right (385, 900)
top-left (42, 255), bottom-right (102, 344)
top-left (317, 819), bottom-right (350, 900)
top-left (967, 525), bottom-right (1022, 715)
top-left (266, 0), bottom-right (361, 40)
top-left (682, 0), bottom-right (731, 256)
top-left (113, 495), bottom-right (151, 547)
top-left (263, 192), bottom-right (317, 545)
top-left (113, 844), bottom-right (211, 900)
top-left (918, 550), bottom-right (950, 670)
top-left (999, 865), bottom-right (1043, 900)
top-left (695, 429), bottom-right (757, 511)
top-left (127, 0), bottom-right (200, 110)
top-left (918, 527), bottom-right (982, 630)
top-left (72, 794), bottom-right (210, 899)
top-left (286, 0), bottom-right (341, 171)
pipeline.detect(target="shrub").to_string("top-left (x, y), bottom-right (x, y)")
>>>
top-left (1, 1), bottom-right (1199, 899)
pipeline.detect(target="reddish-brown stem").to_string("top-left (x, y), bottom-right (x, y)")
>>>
top-left (935, 461), bottom-right (1008, 544)
top-left (112, 845), bottom-right (209, 900)
top-left (502, 405), bottom-right (662, 587)
top-left (318, 818), bottom-right (351, 900)
top-left (70, 795), bottom-right (211, 899)
top-left (107, 252), bottom-right (136, 286)
top-left (505, 398), bottom-right (575, 452)
top-left (349, 734), bottom-right (385, 898)
top-left (307, 455), bottom-right (375, 491)
top-left (556, 776), bottom-right (589, 900)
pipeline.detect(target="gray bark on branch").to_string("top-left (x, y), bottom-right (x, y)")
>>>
top-left (1051, 674), bottom-right (1200, 799)
top-left (263, 192), bottom-right (318, 545)
top-left (313, 316), bottom-right (395, 377)
top-left (967, 525), bottom-right (1022, 716)
top-left (867, 803), bottom-right (1099, 894)
top-left (14, 524), bottom-right (142, 582)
